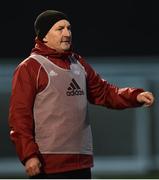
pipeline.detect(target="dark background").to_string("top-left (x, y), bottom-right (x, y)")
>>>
top-left (0, 0), bottom-right (157, 59)
top-left (0, 1), bottom-right (159, 178)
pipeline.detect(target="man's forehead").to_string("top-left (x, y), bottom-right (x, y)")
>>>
top-left (53, 19), bottom-right (71, 27)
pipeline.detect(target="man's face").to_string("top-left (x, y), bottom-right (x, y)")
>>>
top-left (44, 19), bottom-right (72, 52)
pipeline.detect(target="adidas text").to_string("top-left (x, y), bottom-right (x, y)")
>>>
top-left (66, 90), bottom-right (84, 96)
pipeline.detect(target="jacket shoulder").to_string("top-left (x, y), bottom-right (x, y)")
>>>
top-left (15, 56), bottom-right (40, 73)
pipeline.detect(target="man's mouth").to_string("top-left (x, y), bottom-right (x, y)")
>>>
top-left (62, 41), bottom-right (71, 44)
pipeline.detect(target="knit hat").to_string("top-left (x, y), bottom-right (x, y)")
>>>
top-left (34, 10), bottom-right (69, 40)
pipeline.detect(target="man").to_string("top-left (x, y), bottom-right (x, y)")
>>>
top-left (9, 10), bottom-right (154, 179)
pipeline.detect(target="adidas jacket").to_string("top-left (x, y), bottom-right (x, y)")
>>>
top-left (9, 39), bottom-right (144, 174)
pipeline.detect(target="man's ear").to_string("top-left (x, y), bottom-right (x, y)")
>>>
top-left (43, 36), bottom-right (48, 43)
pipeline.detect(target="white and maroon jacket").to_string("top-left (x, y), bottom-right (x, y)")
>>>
top-left (9, 39), bottom-right (144, 173)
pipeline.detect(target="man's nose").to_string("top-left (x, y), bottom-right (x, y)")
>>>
top-left (63, 28), bottom-right (71, 36)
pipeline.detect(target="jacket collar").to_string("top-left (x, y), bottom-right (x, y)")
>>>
top-left (31, 38), bottom-right (73, 59)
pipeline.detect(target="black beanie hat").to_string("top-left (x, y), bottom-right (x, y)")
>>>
top-left (34, 10), bottom-right (69, 40)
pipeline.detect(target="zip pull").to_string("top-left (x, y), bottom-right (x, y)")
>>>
top-left (68, 55), bottom-right (77, 64)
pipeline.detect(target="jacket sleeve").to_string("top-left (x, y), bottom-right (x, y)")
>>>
top-left (80, 59), bottom-right (144, 109)
top-left (8, 60), bottom-right (41, 165)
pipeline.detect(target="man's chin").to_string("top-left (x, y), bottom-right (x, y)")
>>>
top-left (62, 46), bottom-right (71, 51)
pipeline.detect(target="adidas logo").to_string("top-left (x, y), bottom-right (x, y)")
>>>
top-left (66, 78), bottom-right (84, 96)
top-left (49, 70), bottom-right (58, 76)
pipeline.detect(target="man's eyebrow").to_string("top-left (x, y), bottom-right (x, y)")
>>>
top-left (58, 25), bottom-right (71, 28)
top-left (57, 25), bottom-right (64, 28)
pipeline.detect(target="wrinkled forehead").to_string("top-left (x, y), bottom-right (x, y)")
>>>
top-left (52, 19), bottom-right (71, 28)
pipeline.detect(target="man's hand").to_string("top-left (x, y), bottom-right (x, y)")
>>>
top-left (137, 91), bottom-right (154, 107)
top-left (25, 157), bottom-right (42, 177)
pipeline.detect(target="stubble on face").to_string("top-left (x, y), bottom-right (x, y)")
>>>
top-left (60, 37), bottom-right (72, 51)
top-left (44, 20), bottom-right (72, 52)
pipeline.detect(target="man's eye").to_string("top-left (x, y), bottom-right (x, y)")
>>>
top-left (57, 27), bottom-right (63, 30)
